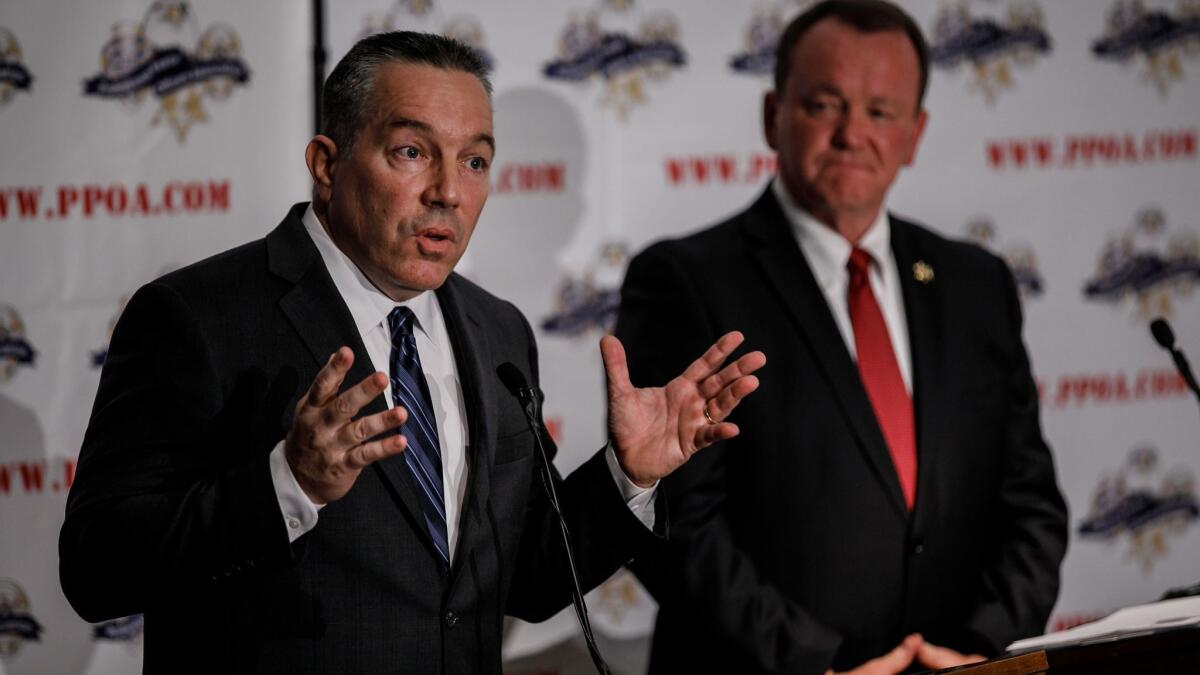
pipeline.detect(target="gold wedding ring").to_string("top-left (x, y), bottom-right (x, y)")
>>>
top-left (703, 403), bottom-right (717, 425)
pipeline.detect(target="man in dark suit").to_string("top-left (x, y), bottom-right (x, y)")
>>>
top-left (616, 2), bottom-right (1068, 673)
top-left (59, 32), bottom-right (764, 674)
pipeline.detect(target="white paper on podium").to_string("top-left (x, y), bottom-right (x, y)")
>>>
top-left (1007, 596), bottom-right (1200, 653)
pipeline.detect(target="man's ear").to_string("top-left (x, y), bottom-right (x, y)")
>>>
top-left (763, 90), bottom-right (779, 151)
top-left (305, 135), bottom-right (338, 204)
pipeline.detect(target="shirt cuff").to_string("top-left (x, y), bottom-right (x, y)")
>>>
top-left (604, 442), bottom-right (658, 529)
top-left (268, 439), bottom-right (323, 543)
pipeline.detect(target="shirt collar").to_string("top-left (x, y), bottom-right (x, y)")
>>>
top-left (771, 178), bottom-right (892, 289)
top-left (301, 203), bottom-right (438, 340)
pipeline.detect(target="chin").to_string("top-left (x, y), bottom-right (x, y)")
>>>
top-left (392, 268), bottom-right (454, 294)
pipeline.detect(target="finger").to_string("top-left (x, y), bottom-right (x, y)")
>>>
top-left (681, 331), bottom-right (745, 382)
top-left (864, 636), bottom-right (920, 675)
top-left (324, 371), bottom-right (388, 423)
top-left (703, 375), bottom-right (760, 423)
top-left (699, 350), bottom-right (767, 398)
top-left (916, 642), bottom-right (983, 669)
top-left (600, 335), bottom-right (633, 396)
top-left (695, 422), bottom-right (739, 450)
top-left (344, 431), bottom-right (408, 470)
top-left (306, 347), bottom-right (355, 408)
top-left (337, 405), bottom-right (407, 449)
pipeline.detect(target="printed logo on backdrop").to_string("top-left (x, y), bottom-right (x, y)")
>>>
top-left (1092, 0), bottom-right (1200, 97)
top-left (82, 1), bottom-right (251, 143)
top-left (965, 217), bottom-right (1045, 299)
top-left (592, 570), bottom-right (645, 625)
top-left (1078, 445), bottom-right (1198, 573)
top-left (0, 28), bottom-right (33, 105)
top-left (541, 243), bottom-right (628, 338)
top-left (729, 1), bottom-right (815, 75)
top-left (929, 1), bottom-right (1053, 105)
top-left (0, 579), bottom-right (43, 656)
top-left (93, 614), bottom-right (145, 644)
top-left (543, 0), bottom-right (686, 118)
top-left (1083, 206), bottom-right (1200, 319)
top-left (359, 1), bottom-right (494, 71)
top-left (0, 304), bottom-right (36, 383)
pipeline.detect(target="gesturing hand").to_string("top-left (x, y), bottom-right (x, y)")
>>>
top-left (602, 331), bottom-right (766, 487)
top-left (285, 347), bottom-right (409, 504)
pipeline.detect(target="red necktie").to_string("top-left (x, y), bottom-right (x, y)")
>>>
top-left (847, 248), bottom-right (917, 510)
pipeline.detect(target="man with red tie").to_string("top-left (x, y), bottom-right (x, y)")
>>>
top-left (614, 1), bottom-right (1068, 673)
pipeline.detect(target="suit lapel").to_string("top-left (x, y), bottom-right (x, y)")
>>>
top-left (889, 217), bottom-right (946, 521)
top-left (436, 275), bottom-right (497, 580)
top-left (743, 190), bottom-right (908, 518)
top-left (266, 205), bottom-right (430, 554)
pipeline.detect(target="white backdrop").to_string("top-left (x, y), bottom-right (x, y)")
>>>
top-left (0, 1), bottom-right (312, 673)
top-left (2, 1), bottom-right (1199, 673)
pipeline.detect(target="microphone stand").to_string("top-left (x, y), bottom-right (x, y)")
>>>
top-left (1149, 319), bottom-right (1200, 600)
top-left (498, 363), bottom-right (613, 675)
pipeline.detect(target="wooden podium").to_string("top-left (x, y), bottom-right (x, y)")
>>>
top-left (930, 625), bottom-right (1200, 674)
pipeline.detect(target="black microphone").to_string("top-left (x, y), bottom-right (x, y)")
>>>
top-left (497, 362), bottom-right (541, 420)
top-left (496, 362), bottom-right (612, 675)
top-left (1149, 318), bottom-right (1200, 406)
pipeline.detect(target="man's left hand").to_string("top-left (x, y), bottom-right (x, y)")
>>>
top-left (601, 331), bottom-right (765, 487)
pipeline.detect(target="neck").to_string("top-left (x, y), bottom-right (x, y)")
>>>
top-left (800, 199), bottom-right (880, 246)
top-left (820, 211), bottom-right (876, 246)
top-left (779, 180), bottom-right (882, 246)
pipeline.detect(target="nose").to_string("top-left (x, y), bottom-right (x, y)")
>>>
top-left (421, 159), bottom-right (461, 210)
top-left (832, 107), bottom-right (869, 150)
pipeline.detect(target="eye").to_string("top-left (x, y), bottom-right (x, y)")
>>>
top-left (466, 156), bottom-right (490, 172)
top-left (805, 98), bottom-right (841, 116)
top-left (395, 146), bottom-right (421, 160)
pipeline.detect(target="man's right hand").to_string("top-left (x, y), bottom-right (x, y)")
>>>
top-left (826, 634), bottom-right (923, 675)
top-left (285, 347), bottom-right (408, 504)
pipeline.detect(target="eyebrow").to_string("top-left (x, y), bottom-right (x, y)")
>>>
top-left (387, 117), bottom-right (496, 154)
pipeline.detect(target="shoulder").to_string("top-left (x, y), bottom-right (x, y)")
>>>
top-left (443, 273), bottom-right (530, 335)
top-left (630, 203), bottom-right (759, 277)
top-left (891, 214), bottom-right (1010, 281)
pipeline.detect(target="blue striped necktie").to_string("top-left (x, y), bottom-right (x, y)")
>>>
top-left (387, 306), bottom-right (449, 567)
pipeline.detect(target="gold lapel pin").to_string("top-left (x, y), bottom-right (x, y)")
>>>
top-left (913, 261), bottom-right (934, 284)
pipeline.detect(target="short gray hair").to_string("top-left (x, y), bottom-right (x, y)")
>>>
top-left (321, 31), bottom-right (493, 153)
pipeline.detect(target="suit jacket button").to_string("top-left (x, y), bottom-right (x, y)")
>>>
top-left (444, 611), bottom-right (459, 628)
top-left (912, 543), bottom-right (925, 555)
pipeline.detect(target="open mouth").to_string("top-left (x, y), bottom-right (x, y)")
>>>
top-left (414, 227), bottom-right (457, 255)
top-left (416, 228), bottom-right (456, 243)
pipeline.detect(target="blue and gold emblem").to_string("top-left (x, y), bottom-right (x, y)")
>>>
top-left (541, 243), bottom-right (628, 338)
top-left (930, 1), bottom-right (1053, 105)
top-left (1092, 0), bottom-right (1200, 97)
top-left (359, 1), bottom-right (494, 71)
top-left (0, 579), bottom-right (43, 657)
top-left (0, 27), bottom-right (33, 105)
top-left (1078, 445), bottom-right (1199, 573)
top-left (543, 1), bottom-right (686, 117)
top-left (1083, 206), bottom-right (1200, 319)
top-left (0, 304), bottom-right (35, 383)
top-left (82, 1), bottom-right (251, 143)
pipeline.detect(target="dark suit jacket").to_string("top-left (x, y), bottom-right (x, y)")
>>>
top-left (60, 203), bottom-right (661, 674)
top-left (615, 189), bottom-right (1067, 674)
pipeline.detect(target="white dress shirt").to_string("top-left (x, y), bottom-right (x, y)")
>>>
top-left (268, 205), bottom-right (655, 557)
top-left (771, 179), bottom-right (913, 392)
